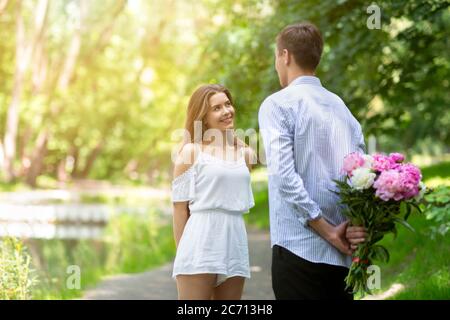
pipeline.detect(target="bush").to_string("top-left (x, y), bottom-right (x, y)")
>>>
top-left (423, 186), bottom-right (450, 239)
top-left (0, 237), bottom-right (38, 299)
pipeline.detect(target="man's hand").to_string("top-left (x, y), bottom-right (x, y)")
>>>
top-left (308, 218), bottom-right (352, 256)
top-left (327, 221), bottom-right (353, 256)
top-left (346, 225), bottom-right (368, 251)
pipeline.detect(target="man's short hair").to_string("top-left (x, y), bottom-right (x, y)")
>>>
top-left (276, 22), bottom-right (324, 71)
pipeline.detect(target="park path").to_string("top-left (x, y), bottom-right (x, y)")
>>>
top-left (82, 228), bottom-right (275, 300)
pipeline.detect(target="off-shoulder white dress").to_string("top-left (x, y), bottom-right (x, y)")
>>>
top-left (171, 147), bottom-right (255, 286)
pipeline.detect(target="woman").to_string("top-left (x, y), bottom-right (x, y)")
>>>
top-left (171, 84), bottom-right (256, 300)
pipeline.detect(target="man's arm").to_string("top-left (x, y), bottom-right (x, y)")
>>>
top-left (258, 98), bottom-right (322, 225)
top-left (356, 124), bottom-right (366, 154)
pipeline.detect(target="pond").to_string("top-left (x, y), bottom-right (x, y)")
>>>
top-left (0, 203), bottom-right (157, 239)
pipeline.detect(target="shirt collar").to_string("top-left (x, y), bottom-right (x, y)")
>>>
top-left (288, 75), bottom-right (322, 87)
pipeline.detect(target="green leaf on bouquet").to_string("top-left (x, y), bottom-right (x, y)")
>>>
top-left (371, 245), bottom-right (390, 263)
top-left (400, 201), bottom-right (406, 215)
top-left (409, 201), bottom-right (423, 214)
top-left (370, 231), bottom-right (384, 244)
top-left (393, 216), bottom-right (415, 233)
top-left (392, 226), bottom-right (398, 239)
top-left (404, 203), bottom-right (412, 221)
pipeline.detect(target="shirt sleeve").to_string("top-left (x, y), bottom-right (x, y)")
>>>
top-left (258, 97), bottom-right (322, 226)
top-left (171, 166), bottom-right (196, 203)
top-left (356, 124), bottom-right (366, 154)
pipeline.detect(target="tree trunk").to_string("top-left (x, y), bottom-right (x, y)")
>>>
top-left (25, 130), bottom-right (48, 187)
top-left (0, 141), bottom-right (4, 171)
top-left (3, 5), bottom-right (25, 182)
top-left (57, 158), bottom-right (69, 183)
top-left (78, 142), bottom-right (104, 179)
top-left (26, 0), bottom-right (85, 186)
top-left (69, 145), bottom-right (80, 177)
top-left (2, 0), bottom-right (49, 182)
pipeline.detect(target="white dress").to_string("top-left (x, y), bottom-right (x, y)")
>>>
top-left (171, 147), bottom-right (255, 286)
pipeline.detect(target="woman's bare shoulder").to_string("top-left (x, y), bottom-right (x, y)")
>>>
top-left (173, 143), bottom-right (200, 179)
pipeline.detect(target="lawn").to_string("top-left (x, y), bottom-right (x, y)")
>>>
top-left (375, 213), bottom-right (449, 299)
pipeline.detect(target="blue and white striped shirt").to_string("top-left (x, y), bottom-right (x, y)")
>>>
top-left (258, 76), bottom-right (366, 268)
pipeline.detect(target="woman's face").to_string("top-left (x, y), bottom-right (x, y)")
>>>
top-left (204, 92), bottom-right (235, 132)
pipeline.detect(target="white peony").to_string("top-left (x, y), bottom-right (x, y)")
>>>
top-left (350, 167), bottom-right (376, 190)
top-left (414, 181), bottom-right (426, 202)
top-left (362, 154), bottom-right (374, 169)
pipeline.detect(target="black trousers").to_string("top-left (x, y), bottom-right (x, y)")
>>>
top-left (272, 245), bottom-right (353, 300)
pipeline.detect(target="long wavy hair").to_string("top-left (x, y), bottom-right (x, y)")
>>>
top-left (181, 84), bottom-right (243, 149)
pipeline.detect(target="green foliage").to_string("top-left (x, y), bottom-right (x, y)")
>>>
top-left (423, 186), bottom-right (450, 238)
top-left (244, 184), bottom-right (270, 229)
top-left (103, 213), bottom-right (176, 274)
top-left (0, 238), bottom-right (38, 300)
top-left (31, 235), bottom-right (111, 299)
top-left (0, 1), bottom-right (206, 184)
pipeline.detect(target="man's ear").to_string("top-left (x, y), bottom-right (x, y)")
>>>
top-left (283, 49), bottom-right (290, 66)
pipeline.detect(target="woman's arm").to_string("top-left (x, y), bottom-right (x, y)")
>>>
top-left (243, 146), bottom-right (257, 172)
top-left (172, 143), bottom-right (197, 248)
top-left (173, 202), bottom-right (190, 248)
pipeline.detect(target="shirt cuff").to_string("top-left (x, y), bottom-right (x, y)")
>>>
top-left (298, 207), bottom-right (323, 227)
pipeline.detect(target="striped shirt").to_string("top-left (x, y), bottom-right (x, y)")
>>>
top-left (258, 75), bottom-right (366, 268)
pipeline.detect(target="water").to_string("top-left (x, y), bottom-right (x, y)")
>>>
top-left (0, 203), bottom-right (159, 239)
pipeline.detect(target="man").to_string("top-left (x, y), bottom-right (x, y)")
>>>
top-left (258, 22), bottom-right (367, 300)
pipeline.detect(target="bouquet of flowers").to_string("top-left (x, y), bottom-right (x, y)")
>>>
top-left (334, 152), bottom-right (426, 295)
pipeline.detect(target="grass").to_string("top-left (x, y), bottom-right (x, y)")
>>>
top-left (420, 161), bottom-right (450, 188)
top-left (374, 214), bottom-right (450, 299)
top-left (0, 181), bottom-right (30, 192)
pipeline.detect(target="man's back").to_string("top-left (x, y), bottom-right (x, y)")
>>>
top-left (259, 75), bottom-right (365, 267)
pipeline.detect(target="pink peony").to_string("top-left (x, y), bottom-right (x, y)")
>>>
top-left (389, 153), bottom-right (405, 163)
top-left (373, 170), bottom-right (403, 201)
top-left (343, 152), bottom-right (365, 176)
top-left (397, 163), bottom-right (422, 199)
top-left (373, 163), bottom-right (422, 201)
top-left (399, 163), bottom-right (422, 184)
top-left (372, 154), bottom-right (396, 172)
